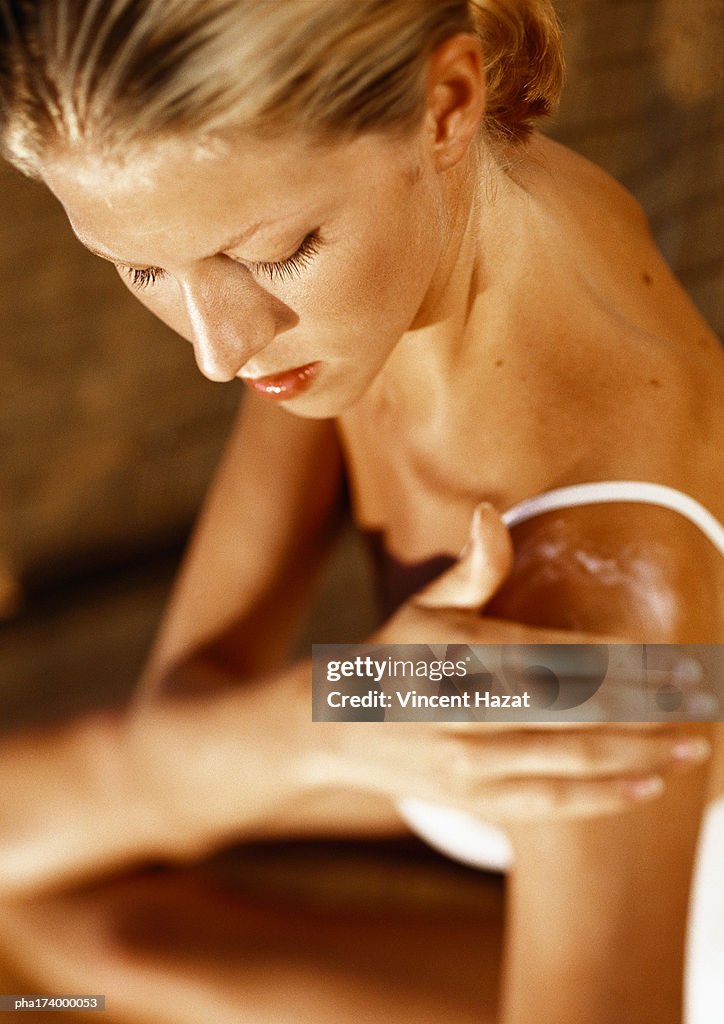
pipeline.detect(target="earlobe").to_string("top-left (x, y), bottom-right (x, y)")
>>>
top-left (425, 34), bottom-right (486, 171)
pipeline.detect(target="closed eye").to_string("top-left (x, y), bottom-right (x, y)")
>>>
top-left (248, 230), bottom-right (322, 282)
top-left (120, 230), bottom-right (322, 290)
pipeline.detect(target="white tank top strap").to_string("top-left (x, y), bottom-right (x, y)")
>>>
top-left (501, 480), bottom-right (724, 557)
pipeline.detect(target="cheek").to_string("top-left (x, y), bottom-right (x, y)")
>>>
top-left (355, 231), bottom-right (436, 328)
top-left (308, 217), bottom-right (434, 331)
top-left (300, 161), bottom-right (438, 328)
top-left (356, 189), bottom-right (441, 319)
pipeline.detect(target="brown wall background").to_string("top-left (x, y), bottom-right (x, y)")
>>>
top-left (554, 0), bottom-right (722, 329)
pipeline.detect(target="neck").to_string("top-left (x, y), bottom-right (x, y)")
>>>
top-left (376, 139), bottom-right (550, 411)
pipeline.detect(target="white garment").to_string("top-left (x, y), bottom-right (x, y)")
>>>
top-left (500, 480), bottom-right (724, 555)
top-left (687, 797), bottom-right (724, 1024)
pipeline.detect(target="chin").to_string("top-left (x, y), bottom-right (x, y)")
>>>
top-left (280, 388), bottom-right (357, 420)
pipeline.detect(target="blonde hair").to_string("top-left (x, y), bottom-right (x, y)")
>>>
top-left (0, 0), bottom-right (564, 176)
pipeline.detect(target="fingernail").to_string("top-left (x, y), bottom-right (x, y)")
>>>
top-left (459, 503), bottom-right (489, 555)
top-left (671, 738), bottom-right (711, 763)
top-left (625, 776), bottom-right (665, 801)
top-left (684, 692), bottom-right (720, 717)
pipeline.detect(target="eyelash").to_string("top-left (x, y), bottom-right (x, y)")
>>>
top-left (251, 231), bottom-right (322, 283)
top-left (121, 230), bottom-right (322, 290)
top-left (125, 266), bottom-right (163, 289)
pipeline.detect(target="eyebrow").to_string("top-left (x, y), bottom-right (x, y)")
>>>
top-left (72, 220), bottom-right (271, 267)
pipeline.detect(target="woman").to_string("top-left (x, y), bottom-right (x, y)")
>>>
top-left (0, 1), bottom-right (721, 1021)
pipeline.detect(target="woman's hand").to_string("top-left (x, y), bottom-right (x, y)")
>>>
top-left (312, 707), bottom-right (710, 826)
top-left (308, 503), bottom-right (711, 825)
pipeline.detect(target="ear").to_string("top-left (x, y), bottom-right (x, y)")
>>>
top-left (424, 33), bottom-right (486, 172)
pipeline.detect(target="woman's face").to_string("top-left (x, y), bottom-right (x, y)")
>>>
top-left (41, 128), bottom-right (449, 417)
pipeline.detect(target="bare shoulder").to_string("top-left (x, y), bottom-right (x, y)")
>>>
top-left (711, 724), bottom-right (724, 800)
top-left (523, 134), bottom-right (648, 224)
top-left (510, 137), bottom-right (722, 507)
top-left (487, 500), bottom-right (723, 643)
top-left (521, 134), bottom-right (721, 357)
top-left (503, 321), bottom-right (724, 644)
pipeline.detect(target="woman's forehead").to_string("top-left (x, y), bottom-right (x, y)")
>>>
top-left (38, 130), bottom-right (406, 265)
top-left (38, 139), bottom-right (298, 260)
top-left (42, 129), bottom-right (309, 192)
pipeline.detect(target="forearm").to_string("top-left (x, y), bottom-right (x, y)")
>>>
top-left (129, 652), bottom-right (403, 854)
top-left (0, 711), bottom-right (150, 897)
top-left (501, 751), bottom-right (710, 1024)
top-left (136, 398), bottom-right (344, 691)
top-left (0, 655), bottom-right (401, 898)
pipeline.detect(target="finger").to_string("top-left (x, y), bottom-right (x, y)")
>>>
top-left (399, 772), bottom-right (674, 831)
top-left (413, 502), bottom-right (513, 610)
top-left (433, 650), bottom-right (713, 728)
top-left (470, 773), bottom-right (670, 821)
top-left (438, 720), bottom-right (682, 733)
top-left (440, 729), bottom-right (711, 784)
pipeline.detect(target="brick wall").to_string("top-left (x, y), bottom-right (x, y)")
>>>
top-left (552, 0), bottom-right (722, 332)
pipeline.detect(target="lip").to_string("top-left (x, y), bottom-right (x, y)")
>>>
top-left (241, 361), bottom-right (320, 400)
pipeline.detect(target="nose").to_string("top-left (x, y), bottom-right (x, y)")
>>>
top-left (179, 260), bottom-right (287, 382)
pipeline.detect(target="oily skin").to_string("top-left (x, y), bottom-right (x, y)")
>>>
top-left (41, 129), bottom-right (457, 417)
top-left (39, 34), bottom-right (488, 420)
top-left (35, 32), bottom-right (722, 832)
top-left (37, 31), bottom-right (723, 596)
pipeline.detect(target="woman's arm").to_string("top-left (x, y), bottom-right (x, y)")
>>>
top-left (362, 501), bottom-right (719, 1023)
top-left (502, 768), bottom-right (708, 1024)
top-left (1, 488), bottom-right (708, 898)
top-left (486, 504), bottom-right (721, 1024)
top-left (136, 390), bottom-right (345, 686)
top-left (0, 392), bottom-right (402, 896)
